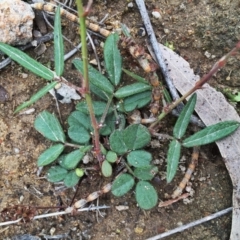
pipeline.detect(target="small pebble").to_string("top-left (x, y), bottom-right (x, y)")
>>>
top-left (188, 29), bottom-right (194, 35)
top-left (50, 227), bottom-right (56, 236)
top-left (0, 85), bottom-right (8, 102)
top-left (127, 2), bottom-right (133, 8)
top-left (152, 11), bottom-right (161, 19)
top-left (89, 59), bottom-right (98, 65)
top-left (14, 147), bottom-right (20, 154)
top-left (199, 177), bottom-right (206, 181)
top-left (115, 205), bottom-right (129, 211)
top-left (134, 227), bottom-right (144, 234)
top-left (22, 73), bottom-right (28, 78)
top-left (138, 27), bottom-right (146, 37)
top-left (204, 51), bottom-right (211, 58)
top-left (19, 195), bottom-right (24, 203)
top-left (164, 28), bottom-right (170, 34)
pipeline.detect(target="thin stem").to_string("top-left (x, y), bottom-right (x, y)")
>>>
top-left (75, 0), bottom-right (102, 162)
top-left (64, 142), bottom-right (84, 148)
top-left (124, 161), bottom-right (135, 176)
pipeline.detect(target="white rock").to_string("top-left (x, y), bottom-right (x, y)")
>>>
top-left (0, 0), bottom-right (35, 45)
top-left (152, 11), bottom-right (161, 19)
top-left (127, 2), bottom-right (134, 8)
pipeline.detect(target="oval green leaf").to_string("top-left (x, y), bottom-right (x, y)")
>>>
top-left (73, 59), bottom-right (114, 95)
top-left (183, 120), bottom-right (240, 148)
top-left (109, 130), bottom-right (128, 155)
top-left (59, 149), bottom-right (85, 170)
top-left (114, 83), bottom-right (151, 99)
top-left (0, 42), bottom-right (54, 80)
top-left (111, 173), bottom-right (135, 197)
top-left (135, 181), bottom-right (158, 210)
top-left (173, 93), bottom-right (197, 139)
top-left (64, 170), bottom-right (80, 188)
top-left (67, 111), bottom-right (91, 130)
top-left (68, 125), bottom-right (90, 144)
top-left (54, 6), bottom-right (64, 76)
top-left (123, 124), bottom-right (151, 150)
top-left (123, 91), bottom-right (152, 112)
top-left (106, 151), bottom-right (118, 163)
top-left (134, 165), bottom-right (158, 180)
top-left (34, 111), bottom-right (66, 142)
top-left (167, 139), bottom-right (181, 183)
top-left (127, 150), bottom-right (152, 168)
top-left (37, 144), bottom-right (64, 166)
top-left (47, 166), bottom-right (68, 182)
top-left (101, 160), bottom-right (113, 177)
top-left (14, 81), bottom-right (57, 113)
top-left (104, 33), bottom-right (122, 86)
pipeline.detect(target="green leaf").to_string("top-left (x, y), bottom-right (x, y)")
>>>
top-left (90, 83), bottom-right (109, 101)
top-left (101, 160), bottom-right (113, 177)
top-left (111, 173), bottom-right (135, 197)
top-left (167, 139), bottom-right (181, 183)
top-left (54, 6), bottom-right (64, 76)
top-left (123, 91), bottom-right (151, 112)
top-left (34, 111), bottom-right (66, 142)
top-left (37, 144), bottom-right (64, 166)
top-left (14, 81), bottom-right (57, 113)
top-left (173, 93), bottom-right (197, 139)
top-left (99, 113), bottom-right (116, 136)
top-left (134, 166), bottom-right (158, 180)
top-left (104, 33), bottom-right (122, 86)
top-left (123, 124), bottom-right (151, 150)
top-left (47, 166), bottom-right (68, 182)
top-left (100, 144), bottom-right (108, 155)
top-left (64, 170), bottom-right (80, 188)
top-left (67, 111), bottom-right (91, 130)
top-left (76, 101), bottom-right (113, 116)
top-left (106, 151), bottom-right (118, 163)
top-left (114, 83), bottom-right (151, 99)
top-left (68, 125), bottom-right (90, 144)
top-left (135, 181), bottom-right (158, 210)
top-left (127, 150), bottom-right (152, 168)
top-left (183, 120), bottom-right (240, 148)
top-left (0, 43), bottom-right (54, 80)
top-left (224, 91), bottom-right (240, 102)
top-left (122, 68), bottom-right (148, 84)
top-left (73, 59), bottom-right (114, 95)
top-left (59, 149), bottom-right (85, 170)
top-left (109, 130), bottom-right (128, 155)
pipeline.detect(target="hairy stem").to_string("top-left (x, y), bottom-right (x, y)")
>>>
top-left (76, 0), bottom-right (102, 162)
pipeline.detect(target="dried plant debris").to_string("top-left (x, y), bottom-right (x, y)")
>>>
top-left (156, 43), bottom-right (240, 239)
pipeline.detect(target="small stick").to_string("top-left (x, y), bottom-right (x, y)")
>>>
top-left (0, 205), bottom-right (110, 227)
top-left (172, 146), bottom-right (200, 199)
top-left (135, 0), bottom-right (183, 112)
top-left (146, 207), bottom-right (232, 240)
top-left (158, 193), bottom-right (189, 207)
top-left (31, 2), bottom-right (111, 37)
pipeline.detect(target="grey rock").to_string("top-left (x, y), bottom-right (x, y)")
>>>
top-left (0, 0), bottom-right (35, 45)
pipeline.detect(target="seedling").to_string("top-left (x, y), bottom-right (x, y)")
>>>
top-left (0, 1), bottom-right (239, 211)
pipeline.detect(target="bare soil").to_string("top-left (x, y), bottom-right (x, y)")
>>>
top-left (1, 0), bottom-right (239, 239)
